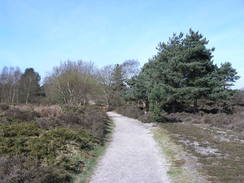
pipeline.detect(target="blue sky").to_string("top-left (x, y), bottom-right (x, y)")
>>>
top-left (0, 0), bottom-right (244, 88)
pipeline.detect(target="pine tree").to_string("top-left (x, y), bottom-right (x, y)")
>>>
top-left (218, 62), bottom-right (240, 89)
top-left (19, 68), bottom-right (41, 104)
top-left (127, 29), bottom-right (239, 117)
top-left (179, 29), bottom-right (216, 111)
top-left (109, 64), bottom-right (126, 106)
top-left (111, 64), bottom-right (125, 92)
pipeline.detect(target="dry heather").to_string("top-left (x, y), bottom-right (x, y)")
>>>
top-left (0, 104), bottom-right (110, 183)
top-left (116, 105), bottom-right (144, 119)
top-left (163, 106), bottom-right (244, 134)
top-left (161, 123), bottom-right (244, 183)
top-left (11, 104), bottom-right (62, 117)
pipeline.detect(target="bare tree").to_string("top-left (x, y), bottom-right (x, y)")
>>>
top-left (0, 67), bottom-right (22, 104)
top-left (97, 60), bottom-right (140, 107)
top-left (97, 65), bottom-right (115, 106)
top-left (120, 60), bottom-right (140, 80)
top-left (44, 60), bottom-right (103, 105)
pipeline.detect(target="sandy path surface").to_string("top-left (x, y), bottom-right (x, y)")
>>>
top-left (90, 112), bottom-right (170, 183)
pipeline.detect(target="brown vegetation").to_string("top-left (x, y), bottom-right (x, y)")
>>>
top-left (115, 105), bottom-right (157, 123)
top-left (161, 123), bottom-right (244, 183)
top-left (116, 105), bottom-right (144, 119)
top-left (161, 92), bottom-right (244, 133)
top-left (0, 104), bottom-right (109, 183)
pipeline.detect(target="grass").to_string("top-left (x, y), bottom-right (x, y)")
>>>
top-left (160, 122), bottom-right (244, 183)
top-left (153, 127), bottom-right (207, 183)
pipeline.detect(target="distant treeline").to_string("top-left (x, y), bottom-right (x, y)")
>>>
top-left (0, 60), bottom-right (140, 106)
top-left (0, 67), bottom-right (41, 104)
top-left (1, 29), bottom-right (240, 118)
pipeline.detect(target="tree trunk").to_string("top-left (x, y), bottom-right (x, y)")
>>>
top-left (172, 103), bottom-right (176, 113)
top-left (194, 99), bottom-right (198, 113)
top-left (25, 92), bottom-right (29, 104)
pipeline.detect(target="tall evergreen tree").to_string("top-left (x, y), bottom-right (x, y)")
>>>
top-left (128, 29), bottom-right (239, 117)
top-left (179, 29), bottom-right (216, 110)
top-left (109, 64), bottom-right (126, 106)
top-left (111, 64), bottom-right (125, 92)
top-left (19, 68), bottom-right (41, 104)
top-left (218, 62), bottom-right (240, 89)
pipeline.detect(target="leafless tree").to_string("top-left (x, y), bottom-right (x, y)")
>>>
top-left (44, 60), bottom-right (103, 105)
top-left (0, 67), bottom-right (22, 104)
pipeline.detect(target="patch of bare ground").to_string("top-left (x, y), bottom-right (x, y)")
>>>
top-left (160, 122), bottom-right (244, 183)
top-left (153, 126), bottom-right (210, 183)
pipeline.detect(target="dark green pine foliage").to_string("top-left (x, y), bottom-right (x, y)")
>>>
top-left (110, 64), bottom-right (126, 106)
top-left (19, 68), bottom-right (41, 104)
top-left (125, 73), bottom-right (149, 109)
top-left (127, 29), bottom-right (239, 118)
top-left (179, 29), bottom-right (216, 110)
top-left (218, 62), bottom-right (240, 89)
top-left (111, 64), bottom-right (125, 92)
top-left (147, 32), bottom-right (187, 114)
top-left (207, 62), bottom-right (240, 102)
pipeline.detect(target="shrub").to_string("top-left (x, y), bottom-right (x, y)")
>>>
top-left (163, 108), bottom-right (244, 133)
top-left (0, 156), bottom-right (72, 183)
top-left (4, 108), bottom-right (40, 122)
top-left (0, 104), bottom-right (109, 182)
top-left (44, 128), bottom-right (97, 150)
top-left (36, 106), bottom-right (109, 140)
top-left (0, 103), bottom-right (9, 111)
top-left (36, 117), bottom-right (59, 130)
top-left (116, 105), bottom-right (144, 119)
top-left (115, 105), bottom-right (165, 122)
top-left (33, 105), bottom-right (62, 117)
top-left (0, 123), bottom-right (97, 160)
top-left (232, 91), bottom-right (244, 105)
top-left (1, 122), bottom-right (42, 137)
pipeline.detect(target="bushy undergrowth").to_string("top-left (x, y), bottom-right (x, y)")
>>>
top-left (0, 104), bottom-right (109, 183)
top-left (116, 99), bottom-right (244, 133)
top-left (116, 105), bottom-right (156, 122)
top-left (116, 105), bottom-right (144, 119)
top-left (0, 156), bottom-right (72, 183)
top-left (116, 105), bottom-right (172, 122)
top-left (162, 97), bottom-right (244, 133)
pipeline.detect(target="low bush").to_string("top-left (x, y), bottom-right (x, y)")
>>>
top-left (0, 122), bottom-right (98, 159)
top-left (1, 122), bottom-right (42, 137)
top-left (116, 105), bottom-right (166, 122)
top-left (161, 108), bottom-right (244, 133)
top-left (116, 105), bottom-right (144, 119)
top-left (0, 103), bottom-right (9, 111)
top-left (0, 156), bottom-right (72, 183)
top-left (4, 108), bottom-right (40, 122)
top-left (232, 91), bottom-right (244, 106)
top-left (36, 106), bottom-right (108, 140)
top-left (33, 105), bottom-right (62, 117)
top-left (0, 104), bottom-right (109, 182)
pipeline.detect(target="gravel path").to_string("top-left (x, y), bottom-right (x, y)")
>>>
top-left (90, 112), bottom-right (170, 183)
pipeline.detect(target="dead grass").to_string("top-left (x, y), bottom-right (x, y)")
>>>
top-left (153, 127), bottom-right (209, 183)
top-left (160, 123), bottom-right (244, 183)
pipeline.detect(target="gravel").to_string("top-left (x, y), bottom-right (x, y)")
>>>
top-left (90, 112), bottom-right (170, 183)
